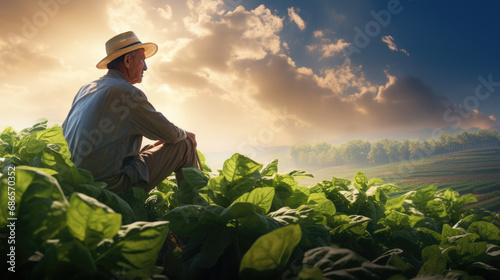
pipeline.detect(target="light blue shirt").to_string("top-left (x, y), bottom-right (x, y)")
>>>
top-left (62, 70), bottom-right (186, 182)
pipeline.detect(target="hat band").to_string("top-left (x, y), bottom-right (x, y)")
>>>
top-left (113, 41), bottom-right (142, 53)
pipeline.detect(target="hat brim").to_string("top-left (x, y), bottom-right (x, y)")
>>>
top-left (96, 42), bottom-right (158, 69)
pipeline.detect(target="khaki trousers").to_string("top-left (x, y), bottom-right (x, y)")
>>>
top-left (105, 138), bottom-right (200, 193)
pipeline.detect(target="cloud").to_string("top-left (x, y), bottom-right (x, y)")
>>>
top-left (382, 35), bottom-right (410, 56)
top-left (158, 4), bottom-right (173, 19)
top-left (306, 39), bottom-right (350, 58)
top-left (313, 30), bottom-right (324, 38)
top-left (320, 39), bottom-right (350, 58)
top-left (0, 1), bottom-right (496, 155)
top-left (107, 0), bottom-right (154, 33)
top-left (288, 7), bottom-right (306, 31)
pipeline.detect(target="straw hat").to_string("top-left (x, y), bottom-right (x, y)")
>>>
top-left (96, 31), bottom-right (158, 69)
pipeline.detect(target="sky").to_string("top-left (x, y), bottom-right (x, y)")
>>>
top-left (1, 0), bottom-right (500, 155)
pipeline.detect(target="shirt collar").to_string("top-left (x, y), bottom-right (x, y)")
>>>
top-left (104, 69), bottom-right (130, 83)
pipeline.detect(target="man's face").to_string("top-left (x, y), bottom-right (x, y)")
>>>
top-left (127, 49), bottom-right (147, 84)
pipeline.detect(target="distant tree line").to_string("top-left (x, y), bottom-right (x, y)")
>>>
top-left (290, 129), bottom-right (500, 168)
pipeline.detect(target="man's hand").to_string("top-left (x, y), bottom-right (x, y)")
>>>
top-left (186, 131), bottom-right (197, 150)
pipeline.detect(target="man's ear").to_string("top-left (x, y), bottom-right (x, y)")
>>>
top-left (124, 54), bottom-right (131, 69)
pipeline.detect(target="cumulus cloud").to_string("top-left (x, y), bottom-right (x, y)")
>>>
top-left (382, 35), bottom-right (410, 56)
top-left (288, 7), bottom-right (306, 30)
top-left (306, 39), bottom-right (350, 58)
top-left (320, 39), bottom-right (350, 58)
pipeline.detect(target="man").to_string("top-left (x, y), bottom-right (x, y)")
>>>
top-left (62, 31), bottom-right (199, 193)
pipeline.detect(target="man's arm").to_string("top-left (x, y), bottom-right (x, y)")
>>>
top-left (154, 131), bottom-right (197, 148)
top-left (128, 90), bottom-right (187, 143)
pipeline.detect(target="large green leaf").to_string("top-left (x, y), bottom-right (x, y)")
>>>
top-left (365, 186), bottom-right (387, 205)
top-left (32, 239), bottom-right (98, 278)
top-left (384, 194), bottom-right (407, 212)
top-left (467, 221), bottom-right (500, 244)
top-left (419, 245), bottom-right (446, 276)
top-left (232, 187), bottom-right (275, 214)
top-left (0, 166), bottom-right (66, 227)
top-left (307, 193), bottom-right (336, 217)
top-left (240, 224), bottom-right (302, 279)
top-left (17, 126), bottom-right (71, 165)
top-left (425, 199), bottom-right (447, 218)
top-left (411, 185), bottom-right (437, 211)
top-left (73, 183), bottom-right (137, 224)
top-left (66, 193), bottom-right (122, 248)
top-left (378, 211), bottom-right (423, 231)
top-left (222, 153), bottom-right (263, 182)
top-left (301, 246), bottom-right (402, 280)
top-left (96, 221), bottom-right (170, 279)
top-left (163, 205), bottom-right (224, 241)
top-left (182, 167), bottom-right (210, 189)
top-left (287, 186), bottom-right (310, 209)
top-left (176, 168), bottom-right (210, 205)
top-left (0, 127), bottom-right (19, 155)
top-left (0, 166), bottom-right (68, 266)
top-left (119, 187), bottom-right (150, 221)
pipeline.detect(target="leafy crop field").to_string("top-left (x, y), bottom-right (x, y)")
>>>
top-left (1, 122), bottom-right (500, 280)
top-left (306, 148), bottom-right (500, 213)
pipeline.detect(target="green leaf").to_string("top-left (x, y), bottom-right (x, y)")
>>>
top-left (419, 245), bottom-right (446, 276)
top-left (261, 159), bottom-right (278, 177)
top-left (222, 153), bottom-right (263, 182)
top-left (307, 193), bottom-right (336, 217)
top-left (96, 221), bottom-right (170, 279)
top-left (197, 150), bottom-right (212, 173)
top-left (366, 186), bottom-right (387, 205)
top-left (32, 239), bottom-right (98, 278)
top-left (353, 171), bottom-right (368, 191)
top-left (119, 187), bottom-right (150, 221)
top-left (287, 186), bottom-right (310, 209)
top-left (298, 267), bottom-right (323, 280)
top-left (411, 185), bottom-right (437, 211)
top-left (302, 247), bottom-right (401, 279)
top-left (367, 178), bottom-right (384, 187)
top-left (0, 127), bottom-right (19, 154)
top-left (288, 170), bottom-right (314, 180)
top-left (66, 193), bottom-right (122, 248)
top-left (176, 168), bottom-right (210, 205)
top-left (0, 167), bottom-right (68, 265)
top-left (0, 166), bottom-right (66, 227)
top-left (331, 215), bottom-right (371, 236)
top-left (468, 221), bottom-right (500, 244)
top-left (425, 199), bottom-right (447, 218)
top-left (73, 183), bottom-right (137, 224)
top-left (163, 205), bottom-right (225, 244)
top-left (240, 224), bottom-right (302, 278)
top-left (182, 167), bottom-right (209, 189)
top-left (18, 126), bottom-right (71, 164)
top-left (378, 211), bottom-right (423, 230)
top-left (269, 206), bottom-right (316, 226)
top-left (232, 187), bottom-right (275, 214)
top-left (385, 194), bottom-right (407, 212)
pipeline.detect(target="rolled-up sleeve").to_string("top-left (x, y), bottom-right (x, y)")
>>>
top-left (128, 89), bottom-right (186, 143)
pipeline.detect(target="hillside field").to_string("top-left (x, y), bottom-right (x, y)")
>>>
top-left (303, 148), bottom-right (500, 212)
